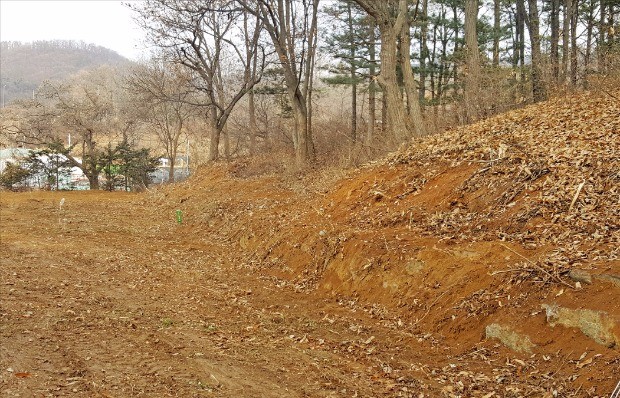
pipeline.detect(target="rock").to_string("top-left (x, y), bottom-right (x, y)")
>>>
top-left (594, 274), bottom-right (620, 289)
top-left (405, 259), bottom-right (425, 275)
top-left (485, 323), bottom-right (536, 353)
top-left (567, 269), bottom-right (592, 284)
top-left (542, 304), bottom-right (618, 348)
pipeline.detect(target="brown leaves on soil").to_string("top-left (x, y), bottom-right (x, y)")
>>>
top-left (386, 90), bottom-right (619, 261)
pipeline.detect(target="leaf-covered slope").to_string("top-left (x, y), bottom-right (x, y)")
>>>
top-left (329, 90), bottom-right (619, 258)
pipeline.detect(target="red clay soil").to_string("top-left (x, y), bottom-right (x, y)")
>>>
top-left (1, 90), bottom-right (619, 397)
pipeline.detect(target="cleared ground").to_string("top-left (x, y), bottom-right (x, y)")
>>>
top-left (1, 183), bottom-right (617, 397)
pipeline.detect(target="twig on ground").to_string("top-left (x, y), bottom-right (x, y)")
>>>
top-left (499, 243), bottom-right (574, 289)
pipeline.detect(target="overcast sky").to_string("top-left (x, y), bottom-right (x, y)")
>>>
top-left (0, 0), bottom-right (148, 60)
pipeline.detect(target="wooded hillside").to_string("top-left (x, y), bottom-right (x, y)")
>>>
top-left (0, 40), bottom-right (129, 104)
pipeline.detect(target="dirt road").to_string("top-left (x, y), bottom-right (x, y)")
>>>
top-left (0, 191), bottom-right (440, 397)
top-left (1, 188), bottom-right (618, 397)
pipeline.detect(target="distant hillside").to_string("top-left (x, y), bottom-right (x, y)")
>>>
top-left (0, 40), bottom-right (130, 104)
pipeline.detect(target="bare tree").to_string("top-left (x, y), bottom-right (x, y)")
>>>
top-left (353, 0), bottom-right (426, 140)
top-left (550, 0), bottom-right (561, 82)
top-left (243, 10), bottom-right (261, 155)
top-left (0, 99), bottom-right (58, 147)
top-left (526, 0), bottom-right (547, 102)
top-left (6, 67), bottom-right (135, 189)
top-left (562, 0), bottom-right (573, 82)
top-left (493, 0), bottom-right (501, 67)
top-left (127, 60), bottom-right (198, 182)
top-left (398, 1), bottom-right (426, 135)
top-left (569, 0), bottom-right (580, 86)
top-left (367, 17), bottom-right (377, 142)
top-left (131, 0), bottom-right (264, 162)
top-left (419, 0), bottom-right (429, 101)
top-left (236, 0), bottom-right (320, 165)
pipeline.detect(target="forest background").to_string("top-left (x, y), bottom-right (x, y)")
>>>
top-left (0, 0), bottom-right (618, 190)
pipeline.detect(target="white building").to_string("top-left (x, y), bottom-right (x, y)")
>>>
top-left (0, 148), bottom-right (31, 174)
top-left (0, 147), bottom-right (88, 190)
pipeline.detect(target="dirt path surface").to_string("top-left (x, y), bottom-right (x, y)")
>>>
top-left (1, 191), bottom-right (401, 397)
top-left (1, 191), bottom-right (383, 397)
top-left (0, 191), bottom-right (455, 398)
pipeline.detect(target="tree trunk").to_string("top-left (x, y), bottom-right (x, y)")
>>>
top-left (398, 1), bottom-right (426, 136)
top-left (87, 173), bottom-right (99, 190)
top-left (208, 108), bottom-right (220, 161)
top-left (83, 130), bottom-right (100, 190)
top-left (348, 2), bottom-right (357, 142)
top-left (244, 11), bottom-right (259, 156)
top-left (464, 0), bottom-right (481, 121)
top-left (517, 0), bottom-right (526, 91)
top-left (452, 2), bottom-right (461, 102)
top-left (254, 0), bottom-right (317, 166)
top-left (584, 0), bottom-right (595, 86)
top-left (563, 0), bottom-right (572, 82)
top-left (354, 0), bottom-right (417, 140)
top-left (550, 0), bottom-right (561, 82)
top-left (168, 157), bottom-right (176, 182)
top-left (168, 132), bottom-right (180, 182)
top-left (419, 0), bottom-right (429, 102)
top-left (438, 5), bottom-right (448, 106)
top-left (493, 0), bottom-right (501, 67)
top-left (223, 127), bottom-right (231, 161)
top-left (292, 93), bottom-right (311, 164)
top-left (430, 22), bottom-right (438, 102)
top-left (609, 5), bottom-right (616, 49)
top-left (377, 23), bottom-right (410, 140)
top-left (381, 91), bottom-right (388, 133)
top-left (527, 0), bottom-right (546, 102)
top-left (303, 0), bottom-right (319, 162)
top-left (508, 8), bottom-right (518, 102)
top-left (512, 7), bottom-right (518, 68)
top-left (570, 0), bottom-right (580, 86)
top-left (215, 76), bottom-right (231, 161)
top-left (599, 0), bottom-right (606, 71)
top-left (351, 83), bottom-right (357, 142)
top-left (305, 67), bottom-right (316, 163)
top-left (367, 21), bottom-right (376, 142)
top-left (248, 88), bottom-right (257, 155)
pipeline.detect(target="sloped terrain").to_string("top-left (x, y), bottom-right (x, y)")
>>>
top-left (1, 90), bottom-right (619, 397)
top-left (0, 40), bottom-right (129, 104)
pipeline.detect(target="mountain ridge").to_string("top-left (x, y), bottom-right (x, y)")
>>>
top-left (0, 40), bottom-right (130, 104)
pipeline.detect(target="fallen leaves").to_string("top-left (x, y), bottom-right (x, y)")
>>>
top-left (378, 90), bottom-right (619, 283)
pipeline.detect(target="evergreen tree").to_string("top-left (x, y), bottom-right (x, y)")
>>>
top-left (323, 1), bottom-right (375, 143)
top-left (0, 162), bottom-right (31, 190)
top-left (25, 141), bottom-right (73, 190)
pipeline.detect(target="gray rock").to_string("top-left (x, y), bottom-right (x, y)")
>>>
top-left (594, 274), bottom-right (620, 289)
top-left (542, 304), bottom-right (618, 348)
top-left (567, 269), bottom-right (592, 284)
top-left (405, 259), bottom-right (425, 275)
top-left (485, 323), bottom-right (536, 353)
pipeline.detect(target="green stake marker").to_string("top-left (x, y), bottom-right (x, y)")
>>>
top-left (175, 209), bottom-right (183, 224)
